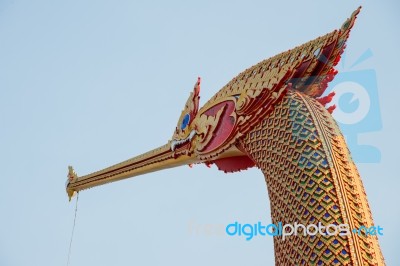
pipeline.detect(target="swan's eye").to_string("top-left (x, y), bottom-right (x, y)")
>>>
top-left (181, 113), bottom-right (190, 130)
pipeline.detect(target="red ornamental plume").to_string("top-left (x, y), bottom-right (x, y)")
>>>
top-left (317, 91), bottom-right (336, 106)
top-left (319, 68), bottom-right (339, 93)
top-left (327, 104), bottom-right (336, 114)
top-left (333, 45), bottom-right (346, 66)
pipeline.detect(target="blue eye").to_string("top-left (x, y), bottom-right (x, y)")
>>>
top-left (181, 113), bottom-right (190, 130)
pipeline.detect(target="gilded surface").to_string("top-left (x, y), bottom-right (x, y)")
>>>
top-left (65, 6), bottom-right (385, 265)
top-left (240, 90), bottom-right (384, 265)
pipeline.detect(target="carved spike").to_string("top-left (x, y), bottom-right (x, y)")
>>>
top-left (327, 104), bottom-right (337, 114)
top-left (317, 91), bottom-right (336, 106)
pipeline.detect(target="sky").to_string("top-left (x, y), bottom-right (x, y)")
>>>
top-left (0, 0), bottom-right (399, 265)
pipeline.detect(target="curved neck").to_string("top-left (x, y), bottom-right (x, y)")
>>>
top-left (240, 90), bottom-right (384, 265)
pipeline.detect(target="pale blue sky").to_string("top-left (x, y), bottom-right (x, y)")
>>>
top-left (0, 1), bottom-right (399, 265)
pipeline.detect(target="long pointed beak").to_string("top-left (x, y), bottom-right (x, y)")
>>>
top-left (66, 141), bottom-right (198, 201)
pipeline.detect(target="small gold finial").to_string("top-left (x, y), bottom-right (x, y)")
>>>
top-left (68, 166), bottom-right (78, 181)
top-left (66, 166), bottom-right (78, 201)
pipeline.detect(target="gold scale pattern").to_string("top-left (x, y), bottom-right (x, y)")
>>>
top-left (240, 90), bottom-right (384, 265)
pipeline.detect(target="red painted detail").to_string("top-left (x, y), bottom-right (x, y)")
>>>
top-left (317, 91), bottom-right (335, 106)
top-left (319, 68), bottom-right (339, 93)
top-left (213, 156), bottom-right (256, 173)
top-left (292, 59), bottom-right (312, 80)
top-left (327, 104), bottom-right (336, 114)
top-left (202, 101), bottom-right (236, 153)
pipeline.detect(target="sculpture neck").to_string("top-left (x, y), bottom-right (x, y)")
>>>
top-left (239, 90), bottom-right (384, 266)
